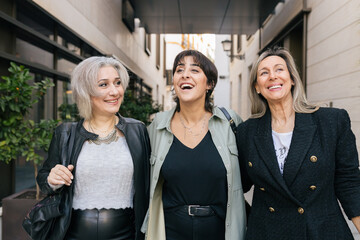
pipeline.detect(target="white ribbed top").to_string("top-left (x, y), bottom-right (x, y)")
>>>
top-left (72, 136), bottom-right (134, 210)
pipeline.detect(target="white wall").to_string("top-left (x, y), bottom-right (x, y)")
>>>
top-left (306, 0), bottom-right (360, 154)
top-left (228, 33), bottom-right (260, 120)
top-left (214, 35), bottom-right (230, 109)
top-left (163, 35), bottom-right (184, 111)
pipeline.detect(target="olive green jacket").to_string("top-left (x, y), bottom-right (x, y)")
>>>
top-left (141, 107), bottom-right (246, 240)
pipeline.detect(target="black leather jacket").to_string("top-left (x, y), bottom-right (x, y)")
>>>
top-left (37, 113), bottom-right (150, 240)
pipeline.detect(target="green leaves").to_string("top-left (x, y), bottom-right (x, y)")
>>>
top-left (0, 62), bottom-right (57, 165)
top-left (119, 91), bottom-right (162, 125)
top-left (58, 103), bottom-right (81, 122)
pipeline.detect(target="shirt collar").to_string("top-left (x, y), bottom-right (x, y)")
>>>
top-left (156, 106), bottom-right (227, 131)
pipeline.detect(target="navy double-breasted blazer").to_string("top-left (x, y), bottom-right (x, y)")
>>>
top-left (237, 107), bottom-right (360, 240)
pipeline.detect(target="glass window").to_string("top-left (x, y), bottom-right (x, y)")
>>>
top-left (16, 38), bottom-right (53, 69)
top-left (62, 81), bottom-right (74, 105)
top-left (57, 58), bottom-right (77, 76)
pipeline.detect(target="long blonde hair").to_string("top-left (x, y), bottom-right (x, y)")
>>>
top-left (249, 47), bottom-right (318, 118)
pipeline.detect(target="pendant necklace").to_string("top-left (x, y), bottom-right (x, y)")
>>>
top-left (179, 112), bottom-right (207, 139)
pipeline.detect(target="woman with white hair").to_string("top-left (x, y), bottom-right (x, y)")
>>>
top-left (37, 56), bottom-right (150, 240)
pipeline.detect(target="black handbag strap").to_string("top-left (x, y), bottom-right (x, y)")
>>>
top-left (219, 107), bottom-right (237, 134)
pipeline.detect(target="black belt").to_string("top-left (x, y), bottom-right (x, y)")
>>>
top-left (181, 205), bottom-right (214, 217)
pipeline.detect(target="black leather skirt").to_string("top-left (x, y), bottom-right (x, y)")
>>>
top-left (64, 208), bottom-right (135, 240)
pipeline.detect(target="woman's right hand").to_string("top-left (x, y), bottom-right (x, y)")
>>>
top-left (47, 164), bottom-right (74, 186)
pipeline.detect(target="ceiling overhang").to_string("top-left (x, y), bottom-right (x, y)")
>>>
top-left (129, 0), bottom-right (281, 34)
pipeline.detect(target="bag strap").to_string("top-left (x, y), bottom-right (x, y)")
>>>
top-left (219, 107), bottom-right (237, 134)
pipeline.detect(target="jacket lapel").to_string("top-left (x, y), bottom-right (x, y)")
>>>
top-left (283, 112), bottom-right (317, 187)
top-left (254, 111), bottom-right (290, 193)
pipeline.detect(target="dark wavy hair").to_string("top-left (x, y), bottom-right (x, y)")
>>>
top-left (172, 50), bottom-right (218, 112)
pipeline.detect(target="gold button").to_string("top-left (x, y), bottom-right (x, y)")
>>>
top-left (269, 207), bottom-right (275, 212)
top-left (310, 156), bottom-right (317, 163)
top-left (298, 207), bottom-right (304, 214)
top-left (260, 187), bottom-right (265, 191)
top-left (309, 185), bottom-right (317, 190)
top-left (248, 162), bottom-right (253, 167)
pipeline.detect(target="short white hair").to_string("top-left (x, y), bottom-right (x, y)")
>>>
top-left (71, 56), bottom-right (129, 120)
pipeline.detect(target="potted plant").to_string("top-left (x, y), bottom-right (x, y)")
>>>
top-left (0, 62), bottom-right (57, 240)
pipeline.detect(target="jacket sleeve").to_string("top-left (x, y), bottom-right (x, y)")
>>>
top-left (334, 109), bottom-right (360, 219)
top-left (135, 123), bottom-right (151, 240)
top-left (142, 123), bottom-right (151, 202)
top-left (36, 126), bottom-right (62, 195)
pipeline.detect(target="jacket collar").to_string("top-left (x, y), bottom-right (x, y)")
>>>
top-left (284, 111), bottom-right (317, 186)
top-left (77, 112), bottom-right (126, 140)
top-left (155, 106), bottom-right (227, 131)
top-left (254, 109), bottom-right (317, 202)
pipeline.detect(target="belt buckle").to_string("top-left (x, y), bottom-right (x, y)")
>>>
top-left (188, 205), bottom-right (200, 216)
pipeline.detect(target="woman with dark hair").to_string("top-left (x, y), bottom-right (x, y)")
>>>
top-left (237, 47), bottom-right (360, 239)
top-left (37, 56), bottom-right (150, 240)
top-left (142, 50), bottom-right (246, 240)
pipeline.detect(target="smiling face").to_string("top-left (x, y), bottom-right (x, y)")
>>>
top-left (255, 56), bottom-right (294, 105)
top-left (173, 56), bottom-right (211, 105)
top-left (91, 66), bottom-right (124, 117)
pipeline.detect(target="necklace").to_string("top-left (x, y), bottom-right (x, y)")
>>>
top-left (88, 117), bottom-right (119, 145)
top-left (179, 112), bottom-right (207, 139)
top-left (89, 117), bottom-right (115, 135)
top-left (88, 128), bottom-right (119, 145)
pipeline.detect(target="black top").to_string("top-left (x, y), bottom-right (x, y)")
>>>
top-left (161, 131), bottom-right (228, 219)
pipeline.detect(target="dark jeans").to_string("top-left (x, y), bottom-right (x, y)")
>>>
top-left (164, 206), bottom-right (225, 240)
top-left (64, 208), bottom-right (135, 240)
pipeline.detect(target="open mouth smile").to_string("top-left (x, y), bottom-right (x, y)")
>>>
top-left (268, 84), bottom-right (282, 90)
top-left (180, 83), bottom-right (194, 90)
top-left (104, 99), bottom-right (119, 103)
